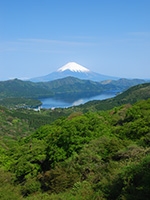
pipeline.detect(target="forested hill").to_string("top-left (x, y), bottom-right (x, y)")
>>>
top-left (78, 82), bottom-right (150, 112)
top-left (0, 77), bottom-right (146, 99)
top-left (0, 96), bottom-right (150, 199)
top-left (0, 78), bottom-right (53, 98)
top-left (0, 77), bottom-right (147, 108)
top-left (0, 77), bottom-right (150, 199)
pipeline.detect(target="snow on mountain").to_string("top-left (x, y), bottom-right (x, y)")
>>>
top-left (30, 62), bottom-right (119, 82)
top-left (57, 62), bottom-right (90, 73)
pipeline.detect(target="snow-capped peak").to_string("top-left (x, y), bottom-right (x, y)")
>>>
top-left (57, 62), bottom-right (90, 73)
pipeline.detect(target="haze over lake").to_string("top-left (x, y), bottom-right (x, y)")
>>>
top-left (39, 92), bottom-right (116, 109)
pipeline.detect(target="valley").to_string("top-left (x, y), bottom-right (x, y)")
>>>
top-left (39, 92), bottom-right (116, 109)
top-left (0, 76), bottom-right (147, 108)
top-left (0, 66), bottom-right (150, 199)
top-left (0, 82), bottom-right (150, 199)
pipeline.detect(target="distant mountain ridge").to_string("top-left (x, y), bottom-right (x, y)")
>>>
top-left (0, 76), bottom-right (147, 103)
top-left (30, 62), bottom-right (119, 82)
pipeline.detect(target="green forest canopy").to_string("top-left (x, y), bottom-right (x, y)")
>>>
top-left (0, 96), bottom-right (150, 199)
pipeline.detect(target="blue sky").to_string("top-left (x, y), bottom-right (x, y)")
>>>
top-left (0, 0), bottom-right (150, 80)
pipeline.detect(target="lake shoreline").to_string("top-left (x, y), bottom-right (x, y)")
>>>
top-left (39, 91), bottom-right (117, 109)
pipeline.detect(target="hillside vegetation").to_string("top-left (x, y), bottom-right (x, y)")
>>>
top-left (0, 77), bottom-right (147, 108)
top-left (0, 83), bottom-right (150, 199)
top-left (78, 82), bottom-right (150, 112)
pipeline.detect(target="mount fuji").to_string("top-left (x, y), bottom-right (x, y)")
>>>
top-left (30, 62), bottom-right (119, 82)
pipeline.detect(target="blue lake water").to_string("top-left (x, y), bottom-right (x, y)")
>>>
top-left (39, 92), bottom-right (116, 109)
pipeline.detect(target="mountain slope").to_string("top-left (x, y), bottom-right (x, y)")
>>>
top-left (1, 97), bottom-right (150, 199)
top-left (78, 82), bottom-right (150, 112)
top-left (57, 62), bottom-right (90, 72)
top-left (0, 77), bottom-right (107, 99)
top-left (0, 78), bottom-right (53, 98)
top-left (0, 77), bottom-right (147, 108)
top-left (30, 62), bottom-right (119, 82)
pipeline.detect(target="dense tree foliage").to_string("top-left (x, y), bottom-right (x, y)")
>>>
top-left (0, 97), bottom-right (42, 108)
top-left (0, 89), bottom-right (150, 199)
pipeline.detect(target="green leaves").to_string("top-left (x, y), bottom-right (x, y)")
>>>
top-left (1, 97), bottom-right (150, 199)
top-left (107, 155), bottom-right (150, 200)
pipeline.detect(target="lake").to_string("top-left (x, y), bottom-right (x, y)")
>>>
top-left (39, 92), bottom-right (117, 109)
